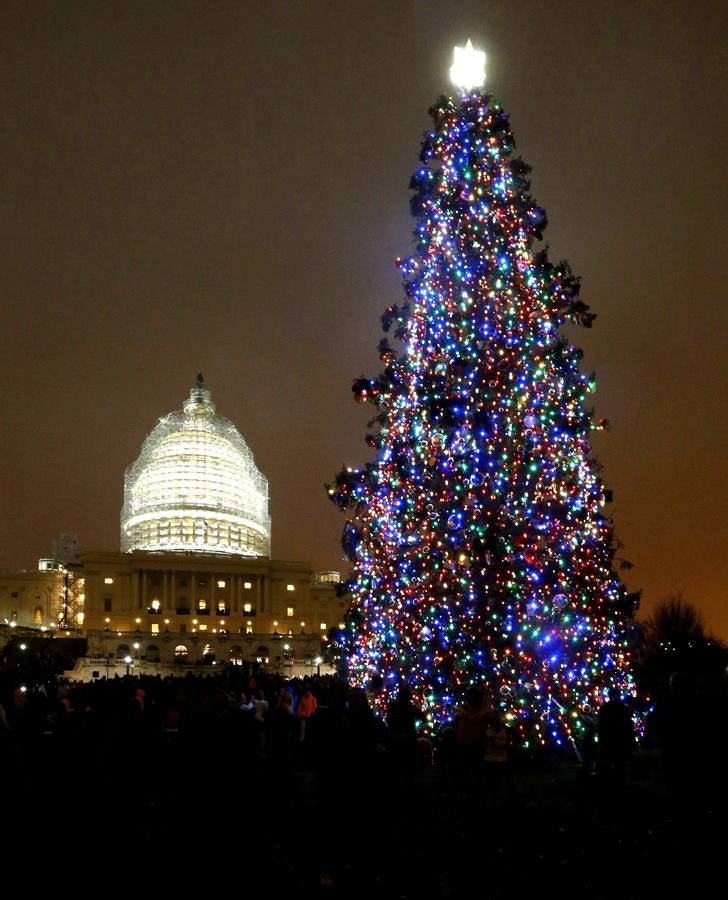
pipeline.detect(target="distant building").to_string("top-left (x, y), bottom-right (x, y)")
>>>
top-left (52, 533), bottom-right (82, 565)
top-left (83, 550), bottom-right (344, 667)
top-left (0, 565), bottom-right (63, 629)
top-left (1, 376), bottom-right (346, 670)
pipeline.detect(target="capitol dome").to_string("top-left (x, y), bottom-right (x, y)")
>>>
top-left (121, 375), bottom-right (271, 557)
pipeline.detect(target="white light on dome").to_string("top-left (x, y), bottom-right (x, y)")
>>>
top-left (121, 376), bottom-right (271, 557)
top-left (450, 39), bottom-right (485, 90)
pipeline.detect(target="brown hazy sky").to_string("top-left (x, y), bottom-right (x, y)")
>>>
top-left (1, 1), bottom-right (726, 636)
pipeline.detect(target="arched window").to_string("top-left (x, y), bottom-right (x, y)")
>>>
top-left (146, 644), bottom-right (160, 662)
top-left (229, 645), bottom-right (244, 666)
top-left (202, 643), bottom-right (215, 663)
top-left (33, 607), bottom-right (43, 626)
top-left (116, 643), bottom-right (130, 658)
top-left (174, 644), bottom-right (188, 661)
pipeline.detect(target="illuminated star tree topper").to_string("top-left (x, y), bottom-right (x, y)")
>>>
top-left (449, 38), bottom-right (486, 90)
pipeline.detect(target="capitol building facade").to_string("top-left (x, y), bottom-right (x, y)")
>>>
top-left (0, 377), bottom-right (345, 674)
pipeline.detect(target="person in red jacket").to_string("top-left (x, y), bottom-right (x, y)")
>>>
top-left (296, 684), bottom-right (318, 742)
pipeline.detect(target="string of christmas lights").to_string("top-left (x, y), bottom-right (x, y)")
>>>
top-left (328, 85), bottom-right (638, 751)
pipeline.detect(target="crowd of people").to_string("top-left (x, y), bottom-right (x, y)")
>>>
top-left (1, 664), bottom-right (724, 892)
top-left (0, 668), bottom-right (514, 786)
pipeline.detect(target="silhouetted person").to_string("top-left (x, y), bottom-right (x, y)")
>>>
top-left (454, 687), bottom-right (489, 794)
top-left (578, 705), bottom-right (599, 778)
top-left (387, 685), bottom-right (424, 773)
top-left (484, 701), bottom-right (512, 803)
top-left (656, 671), bottom-right (697, 811)
top-left (598, 687), bottom-right (633, 786)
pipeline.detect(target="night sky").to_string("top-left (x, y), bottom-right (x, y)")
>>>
top-left (1, 2), bottom-right (726, 636)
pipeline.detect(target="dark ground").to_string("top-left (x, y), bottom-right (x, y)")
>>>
top-left (4, 742), bottom-right (722, 896)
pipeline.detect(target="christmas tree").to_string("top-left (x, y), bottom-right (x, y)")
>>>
top-left (329, 42), bottom-right (638, 750)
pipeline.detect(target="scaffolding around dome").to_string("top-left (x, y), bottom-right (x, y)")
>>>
top-left (121, 376), bottom-right (271, 557)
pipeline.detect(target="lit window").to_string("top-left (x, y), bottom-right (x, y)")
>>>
top-left (217, 580), bottom-right (226, 588)
top-left (246, 621), bottom-right (253, 634)
top-left (244, 581), bottom-right (252, 590)
top-left (286, 584), bottom-right (295, 592)
top-left (217, 601), bottom-right (225, 612)
top-left (199, 624), bottom-right (207, 631)
top-left (198, 599), bottom-right (207, 610)
top-left (151, 623), bottom-right (160, 634)
top-left (244, 603), bottom-right (252, 613)
top-left (104, 577), bottom-right (114, 585)
top-left (287, 607), bottom-right (294, 617)
top-left (320, 623), bottom-right (327, 631)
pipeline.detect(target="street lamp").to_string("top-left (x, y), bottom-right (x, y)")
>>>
top-left (132, 641), bottom-right (140, 659)
top-left (124, 655), bottom-right (133, 676)
top-left (314, 655), bottom-right (322, 677)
